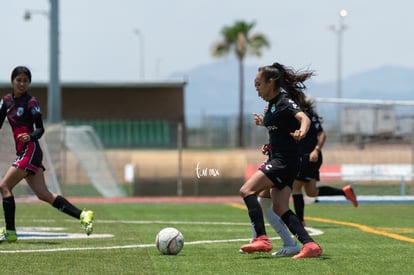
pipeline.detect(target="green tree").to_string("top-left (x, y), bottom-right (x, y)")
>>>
top-left (211, 21), bottom-right (270, 148)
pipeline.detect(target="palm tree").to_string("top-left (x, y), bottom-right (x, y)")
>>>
top-left (211, 21), bottom-right (270, 148)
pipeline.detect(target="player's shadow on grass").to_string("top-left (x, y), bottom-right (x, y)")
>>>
top-left (23, 241), bottom-right (63, 245)
top-left (249, 253), bottom-right (331, 260)
top-left (307, 225), bottom-right (342, 230)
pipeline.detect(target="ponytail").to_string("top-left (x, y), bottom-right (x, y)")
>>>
top-left (259, 63), bottom-right (314, 109)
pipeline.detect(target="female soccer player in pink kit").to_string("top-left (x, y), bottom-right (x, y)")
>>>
top-left (0, 66), bottom-right (94, 242)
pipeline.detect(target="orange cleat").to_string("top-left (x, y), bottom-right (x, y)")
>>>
top-left (292, 242), bottom-right (322, 259)
top-left (240, 235), bottom-right (272, 253)
top-left (343, 185), bottom-right (358, 207)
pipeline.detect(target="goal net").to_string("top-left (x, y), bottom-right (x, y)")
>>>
top-left (311, 97), bottom-right (414, 200)
top-left (0, 120), bottom-right (61, 196)
top-left (63, 125), bottom-right (126, 197)
top-left (0, 121), bottom-right (126, 198)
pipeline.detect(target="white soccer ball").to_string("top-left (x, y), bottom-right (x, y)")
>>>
top-left (155, 227), bottom-right (184, 255)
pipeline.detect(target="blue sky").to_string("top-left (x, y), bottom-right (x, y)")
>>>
top-left (0, 0), bottom-right (413, 84)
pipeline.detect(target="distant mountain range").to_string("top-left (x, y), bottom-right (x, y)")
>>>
top-left (172, 61), bottom-right (414, 126)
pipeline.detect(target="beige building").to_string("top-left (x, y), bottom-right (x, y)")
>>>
top-left (0, 81), bottom-right (187, 148)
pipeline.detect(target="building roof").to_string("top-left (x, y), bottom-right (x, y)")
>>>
top-left (0, 80), bottom-right (187, 89)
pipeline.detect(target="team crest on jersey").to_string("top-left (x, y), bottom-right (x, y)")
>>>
top-left (17, 107), bottom-right (24, 116)
top-left (31, 106), bottom-right (41, 115)
top-left (270, 104), bottom-right (276, 113)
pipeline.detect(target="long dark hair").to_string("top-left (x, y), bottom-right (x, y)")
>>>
top-left (305, 96), bottom-right (324, 123)
top-left (259, 62), bottom-right (314, 110)
top-left (11, 66), bottom-right (32, 83)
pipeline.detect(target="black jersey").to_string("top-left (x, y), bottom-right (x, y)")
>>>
top-left (298, 110), bottom-right (323, 155)
top-left (263, 91), bottom-right (301, 159)
top-left (0, 92), bottom-right (43, 153)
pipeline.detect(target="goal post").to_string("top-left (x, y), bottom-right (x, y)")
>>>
top-left (0, 121), bottom-right (126, 198)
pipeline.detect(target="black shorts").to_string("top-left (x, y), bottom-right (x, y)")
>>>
top-left (13, 141), bottom-right (45, 174)
top-left (296, 152), bottom-right (322, 182)
top-left (259, 155), bottom-right (299, 190)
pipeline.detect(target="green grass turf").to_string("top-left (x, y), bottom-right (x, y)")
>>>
top-left (0, 202), bottom-right (413, 274)
top-left (10, 181), bottom-right (413, 197)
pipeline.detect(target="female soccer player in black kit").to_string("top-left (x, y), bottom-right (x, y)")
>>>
top-left (0, 66), bottom-right (94, 242)
top-left (239, 62), bottom-right (322, 258)
top-left (292, 98), bottom-right (358, 225)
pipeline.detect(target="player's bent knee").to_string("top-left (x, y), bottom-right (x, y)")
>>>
top-left (239, 187), bottom-right (249, 198)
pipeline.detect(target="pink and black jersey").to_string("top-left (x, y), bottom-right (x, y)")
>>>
top-left (0, 92), bottom-right (44, 155)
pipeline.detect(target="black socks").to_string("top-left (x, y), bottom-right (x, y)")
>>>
top-left (292, 194), bottom-right (305, 222)
top-left (52, 195), bottom-right (82, 219)
top-left (244, 194), bottom-right (266, 237)
top-left (3, 196), bottom-right (16, 231)
top-left (281, 209), bottom-right (314, 244)
top-left (318, 186), bottom-right (344, 196)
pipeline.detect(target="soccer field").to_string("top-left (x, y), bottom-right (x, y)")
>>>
top-left (1, 201), bottom-right (413, 274)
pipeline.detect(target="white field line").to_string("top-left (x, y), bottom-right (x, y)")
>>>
top-left (0, 220), bottom-right (324, 254)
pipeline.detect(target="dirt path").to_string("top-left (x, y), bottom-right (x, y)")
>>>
top-left (15, 196), bottom-right (243, 204)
